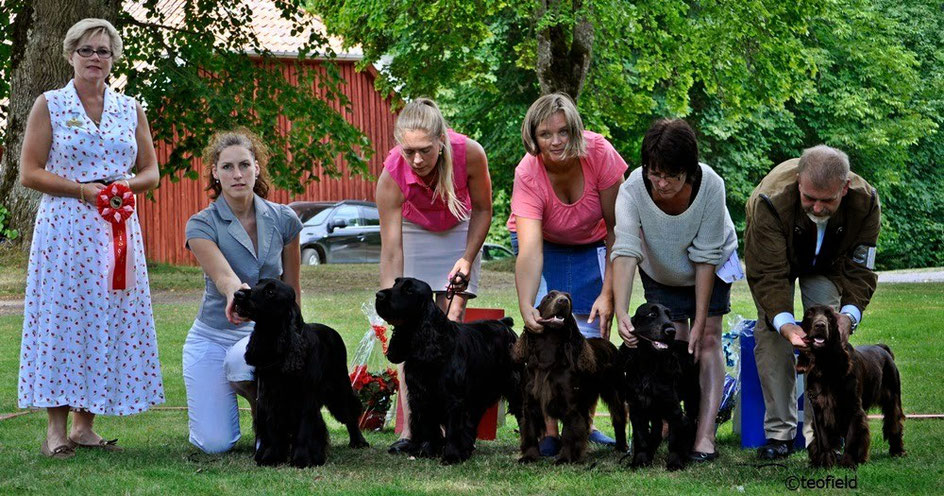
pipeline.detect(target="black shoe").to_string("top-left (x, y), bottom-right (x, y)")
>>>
top-left (689, 450), bottom-right (719, 463)
top-left (388, 438), bottom-right (414, 455)
top-left (757, 439), bottom-right (795, 460)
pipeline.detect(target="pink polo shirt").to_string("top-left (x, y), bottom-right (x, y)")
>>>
top-left (507, 131), bottom-right (627, 245)
top-left (384, 129), bottom-right (471, 232)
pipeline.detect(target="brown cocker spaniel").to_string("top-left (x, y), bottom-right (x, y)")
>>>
top-left (801, 305), bottom-right (906, 469)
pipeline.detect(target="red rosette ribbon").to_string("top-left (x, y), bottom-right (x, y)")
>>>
top-left (97, 182), bottom-right (135, 290)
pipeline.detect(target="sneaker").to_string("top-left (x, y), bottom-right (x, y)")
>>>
top-left (757, 439), bottom-right (795, 460)
top-left (538, 436), bottom-right (561, 457)
top-left (588, 429), bottom-right (617, 446)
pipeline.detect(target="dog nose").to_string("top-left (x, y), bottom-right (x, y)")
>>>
top-left (375, 291), bottom-right (386, 302)
top-left (664, 327), bottom-right (676, 339)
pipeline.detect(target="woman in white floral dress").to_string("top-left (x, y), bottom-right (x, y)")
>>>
top-left (17, 18), bottom-right (164, 459)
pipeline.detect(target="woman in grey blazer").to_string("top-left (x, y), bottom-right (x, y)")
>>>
top-left (182, 128), bottom-right (302, 454)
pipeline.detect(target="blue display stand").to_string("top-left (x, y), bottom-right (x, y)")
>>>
top-left (738, 320), bottom-right (805, 449)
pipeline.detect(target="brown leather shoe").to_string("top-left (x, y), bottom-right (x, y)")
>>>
top-left (41, 439), bottom-right (76, 459)
top-left (70, 437), bottom-right (123, 452)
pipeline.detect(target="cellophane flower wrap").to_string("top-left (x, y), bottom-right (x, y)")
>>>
top-left (349, 302), bottom-right (398, 430)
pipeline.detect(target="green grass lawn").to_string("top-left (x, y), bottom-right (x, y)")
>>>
top-left (1, 263), bottom-right (943, 494)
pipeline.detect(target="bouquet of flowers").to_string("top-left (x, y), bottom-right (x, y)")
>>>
top-left (349, 303), bottom-right (398, 430)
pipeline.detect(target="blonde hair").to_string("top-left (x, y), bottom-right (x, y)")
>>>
top-left (521, 93), bottom-right (586, 159)
top-left (202, 128), bottom-right (271, 199)
top-left (394, 98), bottom-right (469, 221)
top-left (63, 18), bottom-right (122, 62)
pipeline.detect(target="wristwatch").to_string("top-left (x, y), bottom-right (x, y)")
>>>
top-left (841, 312), bottom-right (859, 334)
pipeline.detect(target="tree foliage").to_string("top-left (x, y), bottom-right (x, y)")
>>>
top-left (0, 0), bottom-right (373, 221)
top-left (311, 0), bottom-right (942, 268)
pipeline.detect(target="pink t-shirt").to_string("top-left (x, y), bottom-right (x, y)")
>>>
top-left (507, 131), bottom-right (627, 245)
top-left (384, 129), bottom-right (471, 232)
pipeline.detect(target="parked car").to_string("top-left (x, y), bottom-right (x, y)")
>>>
top-left (482, 243), bottom-right (514, 261)
top-left (289, 201), bottom-right (335, 223)
top-left (289, 200), bottom-right (381, 265)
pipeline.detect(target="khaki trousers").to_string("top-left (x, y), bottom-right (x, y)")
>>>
top-left (752, 275), bottom-right (840, 444)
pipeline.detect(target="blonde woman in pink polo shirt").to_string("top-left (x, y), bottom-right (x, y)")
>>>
top-left (376, 98), bottom-right (493, 455)
top-left (509, 93), bottom-right (628, 454)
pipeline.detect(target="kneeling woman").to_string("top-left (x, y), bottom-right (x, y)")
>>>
top-left (183, 129), bottom-right (302, 453)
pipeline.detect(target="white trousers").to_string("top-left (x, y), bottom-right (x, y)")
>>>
top-left (182, 320), bottom-right (254, 454)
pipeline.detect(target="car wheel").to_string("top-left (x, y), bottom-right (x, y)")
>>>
top-left (301, 248), bottom-right (322, 266)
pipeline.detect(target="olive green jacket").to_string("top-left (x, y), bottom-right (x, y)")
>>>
top-left (744, 158), bottom-right (881, 321)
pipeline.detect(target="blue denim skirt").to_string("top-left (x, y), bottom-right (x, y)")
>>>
top-left (510, 232), bottom-right (605, 316)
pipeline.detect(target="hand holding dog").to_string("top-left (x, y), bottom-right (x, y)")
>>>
top-left (616, 312), bottom-right (638, 347)
top-left (780, 322), bottom-right (808, 349)
top-left (225, 282), bottom-right (251, 325)
top-left (521, 305), bottom-right (544, 333)
top-left (688, 318), bottom-right (706, 359)
top-left (837, 312), bottom-right (854, 343)
top-left (588, 292), bottom-right (614, 339)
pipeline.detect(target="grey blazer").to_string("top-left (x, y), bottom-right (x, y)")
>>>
top-left (186, 195), bottom-right (302, 330)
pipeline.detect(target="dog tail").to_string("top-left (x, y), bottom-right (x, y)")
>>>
top-left (877, 343), bottom-right (894, 359)
top-left (500, 316), bottom-right (515, 328)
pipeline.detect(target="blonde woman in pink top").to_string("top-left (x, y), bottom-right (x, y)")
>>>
top-left (509, 93), bottom-right (628, 454)
top-left (376, 98), bottom-right (493, 455)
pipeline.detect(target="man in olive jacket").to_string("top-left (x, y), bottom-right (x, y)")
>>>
top-left (744, 145), bottom-right (881, 460)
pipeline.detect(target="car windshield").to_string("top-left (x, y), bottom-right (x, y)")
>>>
top-left (304, 207), bottom-right (332, 226)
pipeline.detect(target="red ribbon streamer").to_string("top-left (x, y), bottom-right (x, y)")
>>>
top-left (96, 182), bottom-right (135, 290)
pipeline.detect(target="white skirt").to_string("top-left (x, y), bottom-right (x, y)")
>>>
top-left (401, 219), bottom-right (482, 297)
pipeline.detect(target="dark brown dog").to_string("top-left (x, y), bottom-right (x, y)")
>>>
top-left (513, 291), bottom-right (628, 464)
top-left (801, 305), bottom-right (906, 469)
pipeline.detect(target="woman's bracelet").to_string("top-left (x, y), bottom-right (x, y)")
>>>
top-left (78, 183), bottom-right (85, 203)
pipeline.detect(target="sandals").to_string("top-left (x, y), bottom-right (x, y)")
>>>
top-left (40, 439), bottom-right (76, 459)
top-left (69, 437), bottom-right (123, 452)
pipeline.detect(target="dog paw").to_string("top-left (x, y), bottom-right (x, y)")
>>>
top-left (839, 456), bottom-right (860, 470)
top-left (349, 438), bottom-right (370, 449)
top-left (630, 453), bottom-right (652, 468)
top-left (554, 455), bottom-right (578, 465)
top-left (518, 455), bottom-right (538, 464)
top-left (666, 453), bottom-right (685, 472)
top-left (890, 448), bottom-right (907, 457)
top-left (255, 449), bottom-right (283, 467)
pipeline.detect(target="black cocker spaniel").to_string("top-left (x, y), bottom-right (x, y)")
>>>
top-left (235, 278), bottom-right (368, 468)
top-left (621, 302), bottom-right (700, 471)
top-left (375, 277), bottom-right (522, 465)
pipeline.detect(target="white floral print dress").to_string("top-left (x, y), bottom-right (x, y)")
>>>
top-left (18, 80), bottom-right (165, 415)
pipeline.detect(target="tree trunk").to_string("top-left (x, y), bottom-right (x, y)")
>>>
top-left (535, 0), bottom-right (593, 101)
top-left (0, 0), bottom-right (119, 243)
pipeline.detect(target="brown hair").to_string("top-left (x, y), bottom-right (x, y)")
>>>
top-left (202, 128), bottom-right (271, 199)
top-left (641, 118), bottom-right (699, 183)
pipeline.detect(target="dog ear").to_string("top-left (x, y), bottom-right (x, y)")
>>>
top-left (277, 304), bottom-right (307, 373)
top-left (576, 341), bottom-right (597, 373)
top-left (511, 333), bottom-right (529, 364)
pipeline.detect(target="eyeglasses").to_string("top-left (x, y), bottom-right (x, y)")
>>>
top-left (75, 47), bottom-right (113, 59)
top-left (646, 170), bottom-right (685, 183)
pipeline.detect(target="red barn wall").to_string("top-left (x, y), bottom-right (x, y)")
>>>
top-left (136, 59), bottom-right (396, 265)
